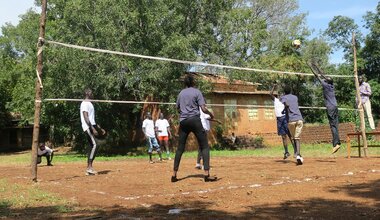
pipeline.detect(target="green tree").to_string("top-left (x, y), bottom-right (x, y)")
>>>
top-left (362, 3), bottom-right (380, 81)
top-left (0, 0), bottom-right (336, 149)
top-left (361, 2), bottom-right (380, 119)
top-left (324, 15), bottom-right (363, 62)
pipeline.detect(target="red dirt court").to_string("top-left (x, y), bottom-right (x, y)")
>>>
top-left (1, 156), bottom-right (380, 219)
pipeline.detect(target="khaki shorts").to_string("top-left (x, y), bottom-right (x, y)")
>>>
top-left (288, 120), bottom-right (303, 139)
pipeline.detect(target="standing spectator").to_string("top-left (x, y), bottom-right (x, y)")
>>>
top-left (270, 84), bottom-right (295, 159)
top-left (172, 74), bottom-right (217, 182)
top-left (143, 112), bottom-right (162, 163)
top-left (195, 107), bottom-right (211, 170)
top-left (155, 112), bottom-right (172, 160)
top-left (195, 107), bottom-right (222, 169)
top-left (309, 62), bottom-right (341, 153)
top-left (280, 86), bottom-right (304, 165)
top-left (80, 89), bottom-right (106, 175)
top-left (358, 75), bottom-right (375, 130)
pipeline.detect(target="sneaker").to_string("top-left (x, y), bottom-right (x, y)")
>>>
top-left (86, 169), bottom-right (97, 175)
top-left (204, 175), bottom-right (217, 182)
top-left (195, 164), bottom-right (202, 170)
top-left (171, 176), bottom-right (178, 183)
top-left (283, 152), bottom-right (290, 159)
top-left (332, 145), bottom-right (341, 154)
top-left (149, 160), bottom-right (154, 164)
top-left (167, 157), bottom-right (172, 160)
top-left (296, 155), bottom-right (304, 165)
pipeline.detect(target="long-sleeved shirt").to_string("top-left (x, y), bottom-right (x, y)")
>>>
top-left (359, 82), bottom-right (372, 104)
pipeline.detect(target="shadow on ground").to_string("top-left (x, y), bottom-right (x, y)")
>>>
top-left (1, 179), bottom-right (379, 219)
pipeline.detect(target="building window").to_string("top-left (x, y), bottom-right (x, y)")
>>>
top-left (264, 100), bottom-right (274, 119)
top-left (247, 100), bottom-right (258, 120)
top-left (224, 99), bottom-right (237, 118)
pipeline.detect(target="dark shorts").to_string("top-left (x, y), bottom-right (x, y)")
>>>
top-left (277, 116), bottom-right (289, 135)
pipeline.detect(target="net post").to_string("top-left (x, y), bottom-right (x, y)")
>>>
top-left (31, 0), bottom-right (48, 182)
top-left (352, 32), bottom-right (368, 157)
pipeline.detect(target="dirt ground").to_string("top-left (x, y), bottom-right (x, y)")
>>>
top-left (1, 156), bottom-right (379, 219)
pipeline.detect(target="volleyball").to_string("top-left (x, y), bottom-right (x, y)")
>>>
top-left (292, 39), bottom-right (301, 48)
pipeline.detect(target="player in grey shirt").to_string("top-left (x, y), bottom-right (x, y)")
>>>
top-left (309, 62), bottom-right (341, 154)
top-left (172, 74), bottom-right (217, 182)
top-left (280, 85), bottom-right (304, 165)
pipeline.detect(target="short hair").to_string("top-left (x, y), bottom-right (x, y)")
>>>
top-left (184, 74), bottom-right (195, 87)
top-left (325, 76), bottom-right (333, 84)
top-left (84, 88), bottom-right (92, 97)
top-left (283, 85), bottom-right (292, 95)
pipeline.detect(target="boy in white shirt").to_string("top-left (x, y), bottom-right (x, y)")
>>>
top-left (80, 89), bottom-right (106, 175)
top-left (270, 84), bottom-right (295, 159)
top-left (196, 107), bottom-right (221, 169)
top-left (37, 142), bottom-right (56, 166)
top-left (155, 113), bottom-right (172, 160)
top-left (142, 112), bottom-right (162, 163)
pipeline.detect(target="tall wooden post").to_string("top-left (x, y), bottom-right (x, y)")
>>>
top-left (352, 32), bottom-right (368, 157)
top-left (31, 0), bottom-right (48, 182)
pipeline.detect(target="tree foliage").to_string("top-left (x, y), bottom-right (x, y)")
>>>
top-left (324, 15), bottom-right (363, 63)
top-left (2, 0), bottom-right (369, 149)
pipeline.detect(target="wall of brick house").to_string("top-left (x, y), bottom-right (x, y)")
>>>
top-left (213, 83), bottom-right (258, 93)
top-left (299, 122), bottom-right (356, 144)
top-left (170, 92), bottom-right (277, 151)
top-left (207, 93), bottom-right (277, 136)
top-left (170, 121), bottom-right (373, 150)
top-left (0, 126), bottom-right (49, 152)
top-left (239, 122), bottom-right (356, 147)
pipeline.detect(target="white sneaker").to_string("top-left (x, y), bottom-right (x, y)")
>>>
top-left (195, 164), bottom-right (202, 170)
top-left (296, 155), bottom-right (304, 165)
top-left (86, 169), bottom-right (97, 175)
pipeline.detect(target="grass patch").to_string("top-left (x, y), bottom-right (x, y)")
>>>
top-left (0, 179), bottom-right (75, 218)
top-left (1, 143), bottom-right (380, 166)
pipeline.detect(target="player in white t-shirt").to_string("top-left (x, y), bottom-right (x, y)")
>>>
top-left (37, 142), bottom-right (56, 166)
top-left (80, 89), bottom-right (106, 175)
top-left (142, 112), bottom-right (162, 163)
top-left (195, 107), bottom-right (221, 169)
top-left (155, 113), bottom-right (172, 160)
top-left (270, 84), bottom-right (295, 159)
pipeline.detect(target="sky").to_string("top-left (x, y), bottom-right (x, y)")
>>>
top-left (0, 0), bottom-right (379, 64)
top-left (298, 0), bottom-right (379, 63)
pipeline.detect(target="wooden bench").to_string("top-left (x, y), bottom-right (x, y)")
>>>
top-left (346, 131), bottom-right (380, 158)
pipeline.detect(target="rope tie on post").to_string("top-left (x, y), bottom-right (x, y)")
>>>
top-left (36, 68), bottom-right (43, 88)
top-left (36, 37), bottom-right (45, 88)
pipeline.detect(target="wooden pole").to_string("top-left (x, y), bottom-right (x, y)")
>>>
top-left (31, 0), bottom-right (48, 182)
top-left (352, 32), bottom-right (368, 157)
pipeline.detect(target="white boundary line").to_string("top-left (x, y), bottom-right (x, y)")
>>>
top-left (88, 169), bottom-right (379, 201)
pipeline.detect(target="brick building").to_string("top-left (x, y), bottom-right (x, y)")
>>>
top-left (186, 72), bottom-right (279, 148)
top-left (189, 72), bottom-right (358, 148)
top-left (142, 70), bottom-right (362, 149)
top-left (0, 114), bottom-right (48, 152)
top-left (196, 73), bottom-right (276, 133)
